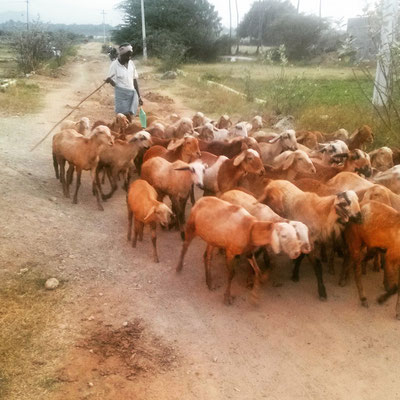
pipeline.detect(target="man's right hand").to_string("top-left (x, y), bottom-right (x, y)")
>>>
top-left (105, 77), bottom-right (116, 87)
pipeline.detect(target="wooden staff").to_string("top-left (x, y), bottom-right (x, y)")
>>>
top-left (30, 79), bottom-right (111, 152)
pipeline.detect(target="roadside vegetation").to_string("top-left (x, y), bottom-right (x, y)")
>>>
top-left (0, 80), bottom-right (42, 115)
top-left (171, 60), bottom-right (398, 148)
top-left (0, 22), bottom-right (81, 115)
top-left (0, 271), bottom-right (66, 399)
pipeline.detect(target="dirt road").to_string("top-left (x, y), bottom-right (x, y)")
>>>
top-left (1, 43), bottom-right (400, 400)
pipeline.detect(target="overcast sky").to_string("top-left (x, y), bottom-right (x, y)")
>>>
top-left (1, 0), bottom-right (374, 27)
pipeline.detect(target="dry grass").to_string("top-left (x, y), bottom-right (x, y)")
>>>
top-left (0, 271), bottom-right (66, 399)
top-left (0, 80), bottom-right (42, 116)
top-left (172, 62), bottom-right (400, 148)
top-left (184, 62), bottom-right (356, 81)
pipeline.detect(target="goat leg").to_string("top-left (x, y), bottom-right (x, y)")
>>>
top-left (308, 252), bottom-right (327, 300)
top-left (292, 253), bottom-right (305, 282)
top-left (72, 168), bottom-right (82, 205)
top-left (59, 159), bottom-right (68, 197)
top-left (53, 153), bottom-right (59, 180)
top-left (127, 208), bottom-right (133, 241)
top-left (204, 245), bottom-right (214, 290)
top-left (90, 168), bottom-right (104, 211)
top-left (353, 257), bottom-right (368, 307)
top-left (190, 184), bottom-right (195, 205)
top-left (224, 252), bottom-right (236, 305)
top-left (176, 219), bottom-right (196, 273)
top-left (338, 251), bottom-right (351, 287)
top-left (247, 254), bottom-right (265, 305)
top-left (102, 168), bottom-right (118, 200)
top-left (150, 222), bottom-right (159, 263)
top-left (132, 218), bottom-right (139, 248)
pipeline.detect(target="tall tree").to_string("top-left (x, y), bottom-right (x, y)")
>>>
top-left (237, 0), bottom-right (296, 42)
top-left (113, 0), bottom-right (221, 61)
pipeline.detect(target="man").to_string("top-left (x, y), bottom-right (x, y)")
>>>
top-left (105, 43), bottom-right (143, 120)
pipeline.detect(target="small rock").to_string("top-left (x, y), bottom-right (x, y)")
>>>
top-left (213, 357), bottom-right (218, 363)
top-left (122, 321), bottom-right (128, 327)
top-left (45, 278), bottom-right (59, 290)
top-left (88, 382), bottom-right (93, 388)
top-left (49, 197), bottom-right (57, 202)
top-left (89, 349), bottom-right (94, 353)
top-left (88, 315), bottom-right (95, 321)
top-left (69, 255), bottom-right (75, 259)
top-left (19, 268), bottom-right (29, 274)
top-left (99, 292), bottom-right (103, 296)
top-left (234, 387), bottom-right (240, 392)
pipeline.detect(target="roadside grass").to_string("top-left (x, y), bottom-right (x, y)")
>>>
top-left (0, 80), bottom-right (42, 116)
top-left (0, 272), bottom-right (66, 399)
top-left (0, 41), bottom-right (18, 79)
top-left (176, 62), bottom-right (400, 148)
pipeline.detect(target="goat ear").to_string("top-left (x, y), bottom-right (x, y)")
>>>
top-left (144, 206), bottom-right (156, 223)
top-left (268, 135), bottom-right (280, 144)
top-left (270, 227), bottom-right (281, 254)
top-left (233, 151), bottom-right (246, 166)
top-left (276, 152), bottom-right (295, 170)
top-left (174, 166), bottom-right (191, 171)
top-left (167, 138), bottom-right (184, 150)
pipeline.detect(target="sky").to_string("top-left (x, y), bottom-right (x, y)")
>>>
top-left (1, 0), bottom-right (374, 27)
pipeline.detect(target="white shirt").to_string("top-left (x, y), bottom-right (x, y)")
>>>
top-left (108, 59), bottom-right (138, 90)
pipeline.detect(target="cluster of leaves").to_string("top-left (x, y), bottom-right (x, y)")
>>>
top-left (112, 0), bottom-right (222, 64)
top-left (238, 0), bottom-right (341, 60)
top-left (11, 21), bottom-right (81, 73)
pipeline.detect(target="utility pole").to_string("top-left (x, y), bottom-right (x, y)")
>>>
top-left (297, 0), bottom-right (300, 13)
top-left (229, 0), bottom-right (232, 54)
top-left (235, 0), bottom-right (239, 54)
top-left (140, 0), bottom-right (147, 60)
top-left (373, 0), bottom-right (398, 106)
top-left (26, 0), bottom-right (29, 30)
top-left (319, 0), bottom-right (322, 19)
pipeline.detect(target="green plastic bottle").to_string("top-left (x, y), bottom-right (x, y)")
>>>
top-left (139, 107), bottom-right (147, 128)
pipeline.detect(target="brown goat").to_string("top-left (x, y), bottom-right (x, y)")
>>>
top-left (127, 179), bottom-right (173, 263)
top-left (341, 201), bottom-right (400, 319)
top-left (296, 130), bottom-right (324, 150)
top-left (143, 136), bottom-right (201, 164)
top-left (217, 149), bottom-right (264, 193)
top-left (52, 126), bottom-right (114, 210)
top-left (176, 196), bottom-right (301, 304)
top-left (92, 113), bottom-right (129, 136)
top-left (348, 125), bottom-right (374, 151)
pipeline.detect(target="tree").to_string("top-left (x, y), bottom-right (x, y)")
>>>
top-left (269, 14), bottom-right (328, 59)
top-left (237, 0), bottom-right (296, 51)
top-left (113, 0), bottom-right (222, 61)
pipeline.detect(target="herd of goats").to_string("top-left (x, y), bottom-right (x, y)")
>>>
top-left (51, 110), bottom-right (400, 319)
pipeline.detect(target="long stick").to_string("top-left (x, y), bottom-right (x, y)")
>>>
top-left (30, 80), bottom-right (108, 152)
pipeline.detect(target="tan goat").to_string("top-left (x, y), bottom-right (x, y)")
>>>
top-left (176, 196), bottom-right (301, 304)
top-left (127, 180), bottom-right (173, 263)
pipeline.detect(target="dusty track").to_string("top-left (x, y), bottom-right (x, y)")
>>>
top-left (1, 43), bottom-right (400, 400)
